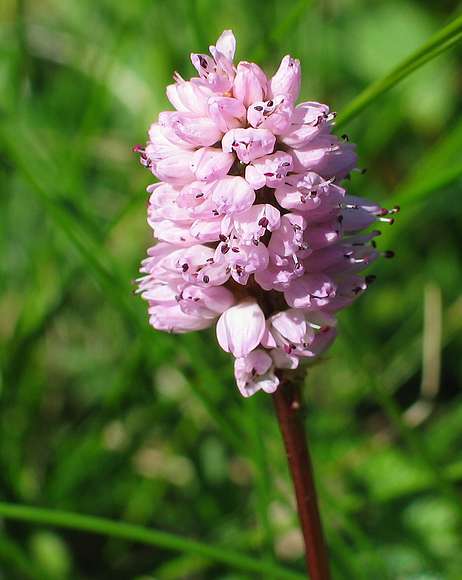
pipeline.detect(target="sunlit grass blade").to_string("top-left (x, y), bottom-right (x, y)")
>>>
top-left (336, 13), bottom-right (462, 128)
top-left (0, 503), bottom-right (305, 580)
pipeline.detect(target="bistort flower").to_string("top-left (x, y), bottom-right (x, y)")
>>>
top-left (135, 30), bottom-right (398, 397)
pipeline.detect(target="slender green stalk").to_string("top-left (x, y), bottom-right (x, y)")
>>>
top-left (0, 503), bottom-right (305, 580)
top-left (336, 13), bottom-right (462, 128)
top-left (273, 377), bottom-right (331, 580)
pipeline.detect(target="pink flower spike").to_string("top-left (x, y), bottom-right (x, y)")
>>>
top-left (216, 299), bottom-right (266, 357)
top-left (135, 29), bottom-right (397, 397)
top-left (222, 128), bottom-right (276, 164)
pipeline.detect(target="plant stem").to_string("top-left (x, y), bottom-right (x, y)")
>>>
top-left (272, 376), bottom-right (330, 580)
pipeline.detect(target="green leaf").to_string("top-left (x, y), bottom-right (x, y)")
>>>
top-left (336, 13), bottom-right (462, 128)
top-left (0, 503), bottom-right (305, 580)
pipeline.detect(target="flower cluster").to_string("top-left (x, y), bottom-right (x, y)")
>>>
top-left (135, 30), bottom-right (397, 397)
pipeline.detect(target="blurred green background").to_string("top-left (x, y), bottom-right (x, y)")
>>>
top-left (1, 0), bottom-right (462, 578)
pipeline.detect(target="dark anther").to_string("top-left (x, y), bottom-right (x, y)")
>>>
top-left (337, 215), bottom-right (344, 223)
top-left (219, 234), bottom-right (227, 242)
top-left (198, 55), bottom-right (208, 69)
top-left (202, 275), bottom-right (210, 283)
top-left (221, 244), bottom-right (230, 254)
top-left (282, 162), bottom-right (291, 167)
top-left (264, 172), bottom-right (274, 177)
top-left (254, 105), bottom-right (264, 111)
top-left (258, 217), bottom-right (269, 227)
top-left (195, 192), bottom-right (204, 198)
top-left (267, 100), bottom-right (274, 107)
top-left (181, 263), bottom-right (189, 272)
top-left (231, 247), bottom-right (239, 253)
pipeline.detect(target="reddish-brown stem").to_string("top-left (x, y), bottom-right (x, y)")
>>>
top-left (272, 377), bottom-right (331, 580)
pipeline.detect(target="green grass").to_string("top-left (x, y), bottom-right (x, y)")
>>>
top-left (1, 0), bottom-right (462, 578)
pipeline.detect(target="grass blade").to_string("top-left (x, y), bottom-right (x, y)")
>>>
top-left (336, 13), bottom-right (462, 128)
top-left (0, 503), bottom-right (305, 580)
